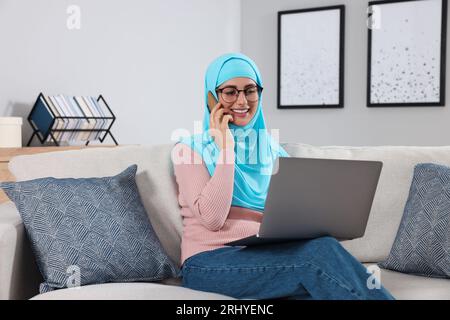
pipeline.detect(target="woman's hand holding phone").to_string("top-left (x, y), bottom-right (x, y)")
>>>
top-left (209, 100), bottom-right (235, 151)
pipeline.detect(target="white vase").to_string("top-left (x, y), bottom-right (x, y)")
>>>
top-left (0, 117), bottom-right (23, 148)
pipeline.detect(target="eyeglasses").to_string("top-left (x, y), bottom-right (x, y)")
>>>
top-left (216, 85), bottom-right (262, 103)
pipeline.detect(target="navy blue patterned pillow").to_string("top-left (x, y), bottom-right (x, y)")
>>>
top-left (0, 165), bottom-right (180, 293)
top-left (379, 163), bottom-right (450, 278)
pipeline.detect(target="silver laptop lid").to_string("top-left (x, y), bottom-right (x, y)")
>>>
top-left (259, 157), bottom-right (382, 240)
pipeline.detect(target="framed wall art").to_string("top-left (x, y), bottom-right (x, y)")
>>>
top-left (277, 5), bottom-right (345, 109)
top-left (367, 0), bottom-right (447, 107)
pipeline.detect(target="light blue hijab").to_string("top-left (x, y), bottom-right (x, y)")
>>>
top-left (177, 53), bottom-right (289, 212)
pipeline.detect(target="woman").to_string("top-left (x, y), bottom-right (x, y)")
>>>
top-left (171, 53), bottom-right (394, 300)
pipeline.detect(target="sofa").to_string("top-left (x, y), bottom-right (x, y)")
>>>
top-left (0, 142), bottom-right (449, 300)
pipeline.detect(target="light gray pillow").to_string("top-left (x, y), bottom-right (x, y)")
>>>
top-left (379, 163), bottom-right (450, 278)
top-left (0, 165), bottom-right (180, 293)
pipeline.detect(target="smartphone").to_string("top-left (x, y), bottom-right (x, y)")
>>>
top-left (207, 91), bottom-right (233, 123)
top-left (207, 91), bottom-right (218, 112)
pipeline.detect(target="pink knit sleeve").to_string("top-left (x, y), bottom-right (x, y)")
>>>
top-left (172, 143), bottom-right (235, 231)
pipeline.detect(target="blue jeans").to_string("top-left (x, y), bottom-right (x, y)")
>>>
top-left (181, 237), bottom-right (395, 300)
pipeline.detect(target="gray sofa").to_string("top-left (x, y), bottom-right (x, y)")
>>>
top-left (0, 143), bottom-right (449, 300)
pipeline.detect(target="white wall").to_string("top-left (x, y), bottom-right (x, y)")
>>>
top-left (0, 0), bottom-right (241, 146)
top-left (242, 0), bottom-right (450, 146)
top-left (2, 0), bottom-right (449, 147)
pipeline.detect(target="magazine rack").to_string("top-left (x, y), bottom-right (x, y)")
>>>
top-left (27, 93), bottom-right (118, 146)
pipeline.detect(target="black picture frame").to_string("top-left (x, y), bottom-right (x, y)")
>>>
top-left (277, 5), bottom-right (345, 109)
top-left (367, 0), bottom-right (448, 107)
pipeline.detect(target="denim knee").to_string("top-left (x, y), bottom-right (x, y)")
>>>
top-left (305, 236), bottom-right (351, 262)
top-left (310, 236), bottom-right (341, 249)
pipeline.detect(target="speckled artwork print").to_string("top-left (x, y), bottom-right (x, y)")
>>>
top-left (370, 0), bottom-right (443, 104)
top-left (280, 9), bottom-right (341, 106)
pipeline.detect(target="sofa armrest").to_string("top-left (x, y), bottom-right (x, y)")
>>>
top-left (0, 201), bottom-right (41, 300)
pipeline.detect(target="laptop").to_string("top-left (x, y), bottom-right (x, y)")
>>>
top-left (225, 157), bottom-right (382, 247)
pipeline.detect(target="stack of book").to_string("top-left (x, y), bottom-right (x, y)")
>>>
top-left (30, 94), bottom-right (114, 142)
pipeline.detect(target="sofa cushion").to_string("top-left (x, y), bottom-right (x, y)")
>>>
top-left (1, 165), bottom-right (180, 293)
top-left (30, 282), bottom-right (235, 300)
top-left (379, 163), bottom-right (450, 278)
top-left (281, 143), bottom-right (450, 263)
top-left (8, 145), bottom-right (184, 267)
top-left (10, 143), bottom-right (450, 265)
top-left (30, 266), bottom-right (450, 300)
top-left (0, 201), bottom-right (42, 300)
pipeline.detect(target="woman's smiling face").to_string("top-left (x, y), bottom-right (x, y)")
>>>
top-left (216, 77), bottom-right (259, 127)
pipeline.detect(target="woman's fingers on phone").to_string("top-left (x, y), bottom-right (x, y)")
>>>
top-left (223, 114), bottom-right (233, 125)
top-left (210, 103), bottom-right (222, 127)
top-left (218, 113), bottom-right (232, 128)
top-left (214, 108), bottom-right (226, 124)
top-left (210, 102), bottom-right (221, 117)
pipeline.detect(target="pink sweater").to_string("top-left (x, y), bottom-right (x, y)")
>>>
top-left (172, 143), bottom-right (262, 265)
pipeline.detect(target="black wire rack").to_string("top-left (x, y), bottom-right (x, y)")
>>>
top-left (27, 93), bottom-right (118, 147)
